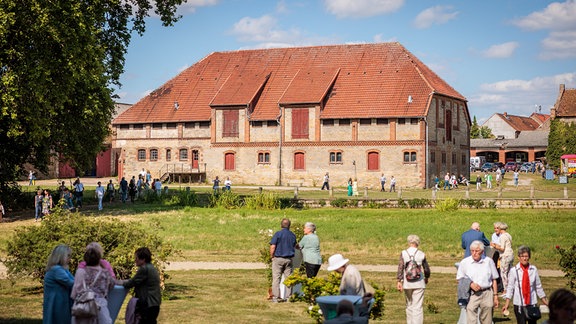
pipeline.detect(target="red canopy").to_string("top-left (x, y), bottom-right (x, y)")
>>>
top-left (561, 154), bottom-right (576, 159)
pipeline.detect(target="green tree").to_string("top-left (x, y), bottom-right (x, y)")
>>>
top-left (546, 119), bottom-right (576, 169)
top-left (0, 0), bottom-right (185, 190)
top-left (470, 116), bottom-right (494, 139)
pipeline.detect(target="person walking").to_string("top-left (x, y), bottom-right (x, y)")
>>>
top-left (491, 223), bottom-right (513, 296)
top-left (513, 170), bottom-right (520, 188)
top-left (502, 246), bottom-right (549, 324)
top-left (321, 172), bottom-right (330, 190)
top-left (457, 240), bottom-right (500, 324)
top-left (42, 189), bottom-right (53, 218)
top-left (95, 181), bottom-right (105, 211)
top-left (444, 173), bottom-right (451, 190)
top-left (119, 177), bottom-right (128, 203)
top-left (476, 173), bottom-right (483, 190)
top-left (299, 222), bottom-right (322, 278)
top-left (390, 176), bottom-right (396, 192)
top-left (34, 189), bottom-right (43, 222)
top-left (347, 178), bottom-right (353, 196)
top-left (224, 177), bottom-right (232, 191)
top-left (396, 235), bottom-right (431, 324)
top-left (106, 180), bottom-right (115, 203)
top-left (73, 178), bottom-right (84, 208)
top-left (212, 176), bottom-right (220, 194)
top-left (380, 174), bottom-right (386, 192)
top-left (128, 177), bottom-right (137, 203)
top-left (43, 244), bottom-right (75, 324)
top-left (269, 218), bottom-right (297, 302)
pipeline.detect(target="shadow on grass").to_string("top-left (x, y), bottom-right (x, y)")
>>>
top-left (0, 318), bottom-right (42, 324)
top-left (164, 282), bottom-right (197, 301)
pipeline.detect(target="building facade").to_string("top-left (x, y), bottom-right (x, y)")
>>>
top-left (113, 43), bottom-right (470, 188)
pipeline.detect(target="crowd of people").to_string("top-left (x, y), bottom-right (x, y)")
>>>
top-left (43, 243), bottom-right (161, 324)
top-left (267, 218), bottom-right (574, 324)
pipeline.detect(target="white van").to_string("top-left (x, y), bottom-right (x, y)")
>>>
top-left (470, 156), bottom-right (487, 171)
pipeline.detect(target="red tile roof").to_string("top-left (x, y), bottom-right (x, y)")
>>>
top-left (555, 88), bottom-right (576, 117)
top-left (113, 43), bottom-right (466, 124)
top-left (497, 112), bottom-right (549, 131)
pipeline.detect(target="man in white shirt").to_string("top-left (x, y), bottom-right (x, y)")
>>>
top-left (456, 240), bottom-right (499, 324)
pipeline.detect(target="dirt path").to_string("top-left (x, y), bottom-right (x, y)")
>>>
top-left (2, 261), bottom-right (562, 279)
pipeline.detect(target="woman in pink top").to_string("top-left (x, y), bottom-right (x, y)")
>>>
top-left (77, 242), bottom-right (115, 278)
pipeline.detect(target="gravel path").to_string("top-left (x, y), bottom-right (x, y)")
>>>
top-left (0, 261), bottom-right (563, 279)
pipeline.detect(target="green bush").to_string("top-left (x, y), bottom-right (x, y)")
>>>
top-left (4, 205), bottom-right (176, 287)
top-left (209, 190), bottom-right (243, 209)
top-left (166, 190), bottom-right (198, 207)
top-left (330, 198), bottom-right (350, 208)
top-left (244, 192), bottom-right (281, 210)
top-left (459, 199), bottom-right (484, 209)
top-left (284, 269), bottom-right (386, 323)
top-left (556, 244), bottom-right (576, 289)
top-left (435, 198), bottom-right (460, 211)
top-left (408, 198), bottom-right (431, 209)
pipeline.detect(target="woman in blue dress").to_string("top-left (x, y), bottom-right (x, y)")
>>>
top-left (43, 244), bottom-right (74, 324)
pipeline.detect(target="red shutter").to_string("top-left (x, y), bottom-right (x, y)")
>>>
top-left (223, 110), bottom-right (239, 137)
top-left (294, 152), bottom-right (305, 170)
top-left (224, 153), bottom-right (235, 170)
top-left (368, 152), bottom-right (379, 170)
top-left (292, 109), bottom-right (309, 139)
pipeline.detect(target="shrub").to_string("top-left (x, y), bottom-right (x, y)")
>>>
top-left (4, 206), bottom-right (176, 287)
top-left (408, 198), bottom-right (431, 209)
top-left (244, 192), bottom-right (281, 210)
top-left (397, 198), bottom-right (408, 208)
top-left (460, 199), bottom-right (484, 209)
top-left (284, 269), bottom-right (386, 323)
top-left (435, 198), bottom-right (460, 211)
top-left (330, 198), bottom-right (349, 208)
top-left (556, 244), bottom-right (576, 289)
top-left (166, 190), bottom-right (198, 207)
top-left (209, 190), bottom-right (243, 209)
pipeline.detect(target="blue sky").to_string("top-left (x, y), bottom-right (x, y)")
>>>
top-left (115, 0), bottom-right (576, 123)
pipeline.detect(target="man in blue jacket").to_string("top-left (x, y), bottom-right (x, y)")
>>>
top-left (461, 222), bottom-right (490, 258)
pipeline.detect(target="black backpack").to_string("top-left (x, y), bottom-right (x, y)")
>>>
top-left (404, 249), bottom-right (422, 282)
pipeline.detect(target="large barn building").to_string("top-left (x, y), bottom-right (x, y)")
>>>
top-left (112, 43), bottom-right (471, 189)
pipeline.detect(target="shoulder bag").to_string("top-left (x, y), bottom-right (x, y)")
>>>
top-left (516, 267), bottom-right (541, 320)
top-left (71, 268), bottom-right (102, 318)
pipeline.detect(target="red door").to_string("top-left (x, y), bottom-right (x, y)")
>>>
top-left (224, 153), bottom-right (235, 170)
top-left (368, 152), bottom-right (379, 170)
top-left (192, 150), bottom-right (199, 169)
top-left (294, 152), bottom-right (305, 170)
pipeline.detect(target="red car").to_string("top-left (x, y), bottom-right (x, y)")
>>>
top-left (504, 162), bottom-right (518, 171)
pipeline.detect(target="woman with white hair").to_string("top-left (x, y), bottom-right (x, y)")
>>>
top-left (396, 234), bottom-right (431, 324)
top-left (299, 222), bottom-right (322, 278)
top-left (492, 223), bottom-right (513, 295)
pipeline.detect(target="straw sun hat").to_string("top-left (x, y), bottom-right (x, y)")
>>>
top-left (327, 254), bottom-right (349, 271)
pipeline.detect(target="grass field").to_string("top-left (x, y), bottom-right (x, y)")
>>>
top-left (0, 205), bottom-right (574, 323)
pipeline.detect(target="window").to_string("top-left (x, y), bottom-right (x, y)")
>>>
top-left (367, 152), bottom-right (379, 170)
top-left (359, 119), bottom-right (372, 125)
top-left (258, 152), bottom-right (270, 164)
top-left (398, 118), bottom-right (406, 125)
top-left (166, 123), bottom-right (177, 129)
top-left (179, 149), bottom-right (188, 161)
top-left (403, 151), bottom-right (417, 163)
top-left (223, 110), bottom-right (239, 137)
top-left (199, 121), bottom-right (210, 128)
top-left (150, 149), bottom-right (158, 161)
top-left (152, 123), bottom-right (163, 129)
top-left (133, 124), bottom-right (144, 130)
top-left (339, 119), bottom-right (350, 126)
top-left (224, 152), bottom-right (235, 170)
top-left (330, 152), bottom-right (342, 163)
top-left (294, 152), bottom-right (305, 170)
top-left (267, 121), bottom-right (277, 127)
top-left (137, 149), bottom-right (146, 161)
top-left (166, 149), bottom-right (172, 161)
top-left (184, 122), bottom-right (195, 129)
top-left (442, 153), bottom-right (446, 164)
top-left (292, 109), bottom-right (309, 139)
top-left (119, 124), bottom-right (129, 129)
top-left (461, 154), bottom-right (467, 164)
top-left (410, 118), bottom-right (419, 125)
top-left (252, 121), bottom-right (262, 127)
top-left (446, 110), bottom-right (452, 140)
top-left (322, 119), bottom-right (334, 126)
top-left (452, 153), bottom-right (456, 164)
top-left (376, 118), bottom-right (388, 125)
top-left (431, 152), bottom-right (436, 163)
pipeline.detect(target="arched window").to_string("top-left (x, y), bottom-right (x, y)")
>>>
top-left (179, 149), bottom-right (188, 161)
top-left (150, 149), bottom-right (158, 161)
top-left (367, 151), bottom-right (379, 170)
top-left (137, 149), bottom-right (146, 161)
top-left (224, 152), bottom-right (235, 170)
top-left (294, 152), bottom-right (305, 170)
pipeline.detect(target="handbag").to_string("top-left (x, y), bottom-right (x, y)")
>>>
top-left (516, 267), bottom-right (542, 320)
top-left (71, 268), bottom-right (102, 318)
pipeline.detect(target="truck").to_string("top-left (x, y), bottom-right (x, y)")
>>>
top-left (470, 156), bottom-right (487, 171)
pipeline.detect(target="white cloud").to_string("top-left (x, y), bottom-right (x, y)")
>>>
top-left (512, 0), bottom-right (576, 31)
top-left (373, 34), bottom-right (397, 43)
top-left (230, 15), bottom-right (302, 43)
top-left (177, 0), bottom-right (220, 14)
top-left (177, 64), bottom-right (190, 73)
top-left (468, 73), bottom-right (576, 117)
top-left (540, 30), bottom-right (576, 59)
top-left (481, 42), bottom-right (519, 58)
top-left (323, 0), bottom-right (404, 18)
top-left (413, 5), bottom-right (458, 29)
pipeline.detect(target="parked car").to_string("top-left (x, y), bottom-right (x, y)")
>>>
top-left (494, 162), bottom-right (505, 170)
top-left (505, 161), bottom-right (519, 171)
top-left (520, 162), bottom-right (535, 173)
top-left (480, 162), bottom-right (494, 172)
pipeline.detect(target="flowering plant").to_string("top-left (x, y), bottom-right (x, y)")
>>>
top-left (556, 244), bottom-right (576, 289)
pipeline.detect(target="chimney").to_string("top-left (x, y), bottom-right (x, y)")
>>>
top-left (559, 84), bottom-right (565, 93)
top-left (503, 112), bottom-right (507, 117)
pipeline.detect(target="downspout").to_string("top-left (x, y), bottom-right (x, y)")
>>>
top-left (424, 116), bottom-right (428, 189)
top-left (276, 105), bottom-right (283, 186)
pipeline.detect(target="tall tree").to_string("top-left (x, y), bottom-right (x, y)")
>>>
top-left (0, 0), bottom-right (185, 190)
top-left (546, 119), bottom-right (576, 169)
top-left (470, 116), bottom-right (494, 139)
